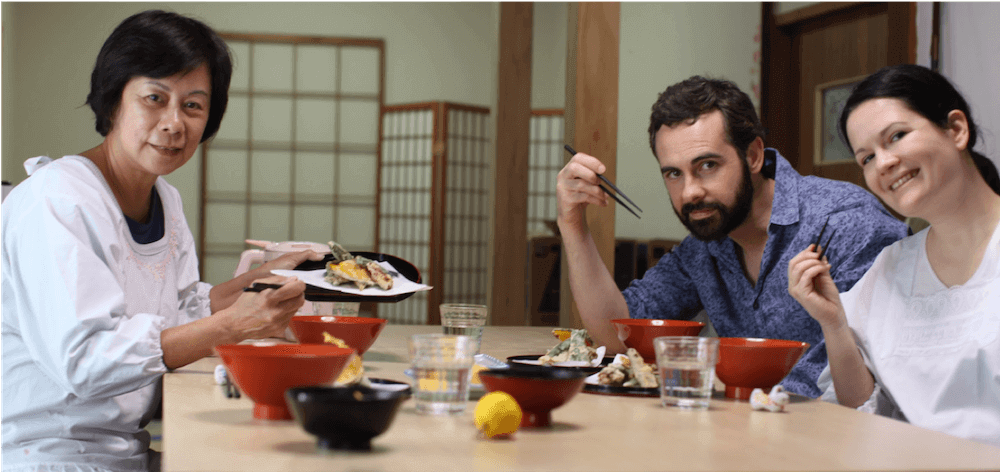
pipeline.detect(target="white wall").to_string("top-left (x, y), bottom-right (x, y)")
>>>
top-left (940, 3), bottom-right (1000, 169)
top-left (531, 2), bottom-right (568, 110)
top-left (616, 2), bottom-right (762, 240)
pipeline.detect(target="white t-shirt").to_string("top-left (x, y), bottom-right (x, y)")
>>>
top-left (819, 221), bottom-right (1000, 446)
top-left (2, 156), bottom-right (212, 471)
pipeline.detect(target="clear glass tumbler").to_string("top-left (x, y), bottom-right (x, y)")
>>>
top-left (409, 334), bottom-right (478, 415)
top-left (653, 336), bottom-right (719, 410)
top-left (439, 303), bottom-right (487, 353)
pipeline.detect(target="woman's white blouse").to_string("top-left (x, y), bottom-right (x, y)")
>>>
top-left (1, 156), bottom-right (212, 471)
top-left (819, 222), bottom-right (1000, 446)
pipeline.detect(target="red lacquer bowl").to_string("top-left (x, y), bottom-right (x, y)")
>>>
top-left (288, 316), bottom-right (387, 354)
top-left (610, 318), bottom-right (705, 362)
top-left (214, 343), bottom-right (355, 420)
top-left (715, 337), bottom-right (810, 400)
top-left (478, 368), bottom-right (588, 428)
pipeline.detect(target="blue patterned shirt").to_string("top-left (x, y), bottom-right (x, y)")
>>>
top-left (623, 149), bottom-right (909, 397)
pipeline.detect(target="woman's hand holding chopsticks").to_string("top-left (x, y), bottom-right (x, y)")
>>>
top-left (787, 244), bottom-right (847, 331)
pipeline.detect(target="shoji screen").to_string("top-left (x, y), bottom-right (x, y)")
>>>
top-left (199, 33), bottom-right (384, 286)
top-left (380, 103), bottom-right (490, 324)
top-left (527, 110), bottom-right (565, 236)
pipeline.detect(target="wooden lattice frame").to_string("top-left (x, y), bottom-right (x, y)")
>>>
top-left (197, 33), bottom-right (385, 289)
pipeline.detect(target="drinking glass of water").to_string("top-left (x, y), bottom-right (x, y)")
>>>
top-left (409, 334), bottom-right (478, 415)
top-left (653, 336), bottom-right (719, 410)
top-left (439, 303), bottom-right (487, 353)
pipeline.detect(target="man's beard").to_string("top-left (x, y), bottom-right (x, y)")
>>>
top-left (673, 159), bottom-right (754, 241)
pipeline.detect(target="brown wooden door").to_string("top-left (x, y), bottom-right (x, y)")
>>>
top-left (761, 2), bottom-right (916, 206)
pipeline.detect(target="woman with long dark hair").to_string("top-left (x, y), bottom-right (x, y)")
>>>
top-left (789, 64), bottom-right (1000, 446)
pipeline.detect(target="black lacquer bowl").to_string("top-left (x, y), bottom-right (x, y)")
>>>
top-left (285, 383), bottom-right (410, 451)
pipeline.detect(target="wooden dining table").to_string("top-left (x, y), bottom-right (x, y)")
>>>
top-left (162, 325), bottom-right (1000, 471)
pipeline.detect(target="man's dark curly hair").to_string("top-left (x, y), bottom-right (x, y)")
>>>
top-left (648, 76), bottom-right (766, 161)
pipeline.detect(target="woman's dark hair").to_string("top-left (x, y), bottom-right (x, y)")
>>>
top-left (838, 64), bottom-right (999, 195)
top-left (648, 76), bottom-right (766, 162)
top-left (86, 10), bottom-right (232, 143)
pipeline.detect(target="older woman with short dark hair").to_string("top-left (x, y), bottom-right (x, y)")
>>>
top-left (1, 11), bottom-right (320, 471)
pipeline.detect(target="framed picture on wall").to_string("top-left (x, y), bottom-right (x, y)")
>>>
top-left (814, 75), bottom-right (867, 165)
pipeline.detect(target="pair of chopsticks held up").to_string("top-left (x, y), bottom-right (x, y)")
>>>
top-left (812, 216), bottom-right (836, 260)
top-left (564, 145), bottom-right (643, 219)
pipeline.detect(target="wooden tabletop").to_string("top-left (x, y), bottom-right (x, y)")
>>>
top-left (162, 325), bottom-right (1000, 471)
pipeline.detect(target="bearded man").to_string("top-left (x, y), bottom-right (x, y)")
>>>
top-left (556, 76), bottom-right (908, 397)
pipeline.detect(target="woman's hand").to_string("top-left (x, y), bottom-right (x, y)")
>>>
top-left (787, 246), bottom-right (846, 330)
top-left (162, 275), bottom-right (307, 369)
top-left (259, 249), bottom-right (326, 273)
top-left (210, 250), bottom-right (325, 313)
top-left (221, 275), bottom-right (306, 340)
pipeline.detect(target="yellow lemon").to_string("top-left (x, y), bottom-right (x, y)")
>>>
top-left (474, 392), bottom-right (522, 439)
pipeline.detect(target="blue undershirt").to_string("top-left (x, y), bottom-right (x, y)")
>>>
top-left (124, 186), bottom-right (165, 244)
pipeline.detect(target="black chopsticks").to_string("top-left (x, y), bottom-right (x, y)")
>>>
top-left (563, 145), bottom-right (642, 219)
top-left (244, 283), bottom-right (284, 292)
top-left (812, 217), bottom-right (836, 260)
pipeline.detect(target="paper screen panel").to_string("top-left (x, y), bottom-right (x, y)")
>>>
top-left (341, 48), bottom-right (380, 95)
top-left (443, 107), bottom-right (489, 307)
top-left (295, 45), bottom-right (337, 93)
top-left (252, 44), bottom-right (294, 93)
top-left (528, 111), bottom-right (564, 237)
top-left (294, 98), bottom-right (338, 144)
top-left (200, 34), bottom-right (383, 288)
top-left (379, 107), bottom-right (434, 324)
top-left (214, 96), bottom-right (249, 143)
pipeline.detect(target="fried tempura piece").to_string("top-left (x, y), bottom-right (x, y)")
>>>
top-left (324, 261), bottom-right (349, 285)
top-left (328, 259), bottom-right (375, 290)
top-left (327, 241), bottom-right (353, 263)
top-left (597, 364), bottom-right (628, 386)
top-left (624, 348), bottom-right (658, 388)
top-left (539, 329), bottom-right (596, 365)
top-left (362, 260), bottom-right (393, 290)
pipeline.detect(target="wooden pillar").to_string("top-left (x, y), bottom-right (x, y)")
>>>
top-left (560, 2), bottom-right (620, 328)
top-left (490, 2), bottom-right (533, 326)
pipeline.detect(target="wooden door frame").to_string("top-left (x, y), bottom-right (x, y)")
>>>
top-left (760, 2), bottom-right (916, 173)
